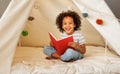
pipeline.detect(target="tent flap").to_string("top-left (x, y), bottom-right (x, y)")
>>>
top-left (0, 0), bottom-right (35, 74)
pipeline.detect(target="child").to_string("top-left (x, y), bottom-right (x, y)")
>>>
top-left (44, 10), bottom-right (86, 62)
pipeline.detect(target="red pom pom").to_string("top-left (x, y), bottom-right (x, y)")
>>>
top-left (96, 19), bottom-right (103, 25)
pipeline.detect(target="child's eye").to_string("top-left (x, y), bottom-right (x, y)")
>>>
top-left (69, 23), bottom-right (73, 25)
top-left (63, 23), bottom-right (67, 25)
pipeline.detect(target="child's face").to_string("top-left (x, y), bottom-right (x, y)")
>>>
top-left (62, 16), bottom-right (75, 35)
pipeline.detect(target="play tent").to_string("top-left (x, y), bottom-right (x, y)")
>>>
top-left (0, 0), bottom-right (120, 74)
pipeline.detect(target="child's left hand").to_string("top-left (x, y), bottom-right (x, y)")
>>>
top-left (68, 42), bottom-right (79, 49)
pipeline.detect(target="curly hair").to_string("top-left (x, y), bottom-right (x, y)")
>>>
top-left (56, 10), bottom-right (81, 33)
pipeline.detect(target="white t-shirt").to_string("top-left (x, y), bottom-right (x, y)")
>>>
top-left (60, 31), bottom-right (86, 45)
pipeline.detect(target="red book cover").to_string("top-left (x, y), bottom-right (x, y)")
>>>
top-left (49, 32), bottom-right (74, 55)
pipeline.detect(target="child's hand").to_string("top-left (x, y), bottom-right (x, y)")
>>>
top-left (49, 41), bottom-right (54, 47)
top-left (68, 42), bottom-right (79, 49)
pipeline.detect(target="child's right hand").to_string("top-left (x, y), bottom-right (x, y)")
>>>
top-left (49, 41), bottom-right (54, 47)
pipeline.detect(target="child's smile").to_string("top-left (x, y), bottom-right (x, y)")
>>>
top-left (62, 16), bottom-right (75, 35)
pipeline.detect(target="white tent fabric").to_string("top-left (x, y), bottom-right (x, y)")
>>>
top-left (0, 0), bottom-right (35, 74)
top-left (72, 0), bottom-right (120, 55)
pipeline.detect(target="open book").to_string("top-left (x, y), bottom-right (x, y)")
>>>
top-left (49, 32), bottom-right (74, 55)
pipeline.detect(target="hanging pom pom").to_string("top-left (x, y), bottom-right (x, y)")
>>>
top-left (82, 13), bottom-right (88, 18)
top-left (28, 16), bottom-right (34, 21)
top-left (22, 30), bottom-right (28, 36)
top-left (96, 18), bottom-right (103, 25)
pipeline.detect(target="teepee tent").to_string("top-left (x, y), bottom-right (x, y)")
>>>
top-left (0, 0), bottom-right (120, 74)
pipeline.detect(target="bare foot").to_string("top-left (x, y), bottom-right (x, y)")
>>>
top-left (45, 56), bottom-right (60, 60)
top-left (51, 52), bottom-right (61, 59)
top-left (45, 57), bottom-right (53, 60)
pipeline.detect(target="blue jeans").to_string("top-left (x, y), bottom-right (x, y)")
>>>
top-left (43, 46), bottom-right (83, 62)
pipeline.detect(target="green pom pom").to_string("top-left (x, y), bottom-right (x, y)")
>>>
top-left (22, 30), bottom-right (28, 36)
